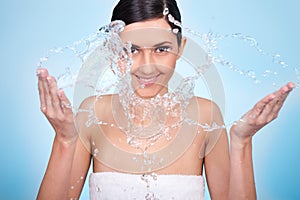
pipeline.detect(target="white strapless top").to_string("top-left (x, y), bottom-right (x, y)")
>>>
top-left (89, 172), bottom-right (205, 200)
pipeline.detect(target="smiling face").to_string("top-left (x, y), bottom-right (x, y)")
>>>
top-left (119, 18), bottom-right (186, 98)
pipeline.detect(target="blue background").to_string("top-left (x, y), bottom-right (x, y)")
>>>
top-left (1, 0), bottom-right (299, 199)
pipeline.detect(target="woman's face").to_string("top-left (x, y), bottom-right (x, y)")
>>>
top-left (119, 18), bottom-right (186, 98)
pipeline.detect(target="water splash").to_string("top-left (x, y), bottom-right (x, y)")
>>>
top-left (38, 20), bottom-right (299, 175)
top-left (141, 173), bottom-right (159, 200)
top-left (184, 28), bottom-right (300, 88)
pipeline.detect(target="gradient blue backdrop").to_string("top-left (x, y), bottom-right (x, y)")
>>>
top-left (1, 0), bottom-right (299, 199)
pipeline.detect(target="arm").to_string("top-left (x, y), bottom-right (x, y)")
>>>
top-left (204, 130), bottom-right (230, 199)
top-left (36, 68), bottom-right (91, 200)
top-left (38, 138), bottom-right (91, 200)
top-left (202, 100), bottom-right (230, 199)
top-left (228, 82), bottom-right (294, 199)
top-left (229, 135), bottom-right (256, 199)
top-left (37, 138), bottom-right (77, 200)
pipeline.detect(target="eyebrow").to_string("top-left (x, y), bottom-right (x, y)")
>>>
top-left (131, 41), bottom-right (173, 48)
top-left (153, 41), bottom-right (173, 47)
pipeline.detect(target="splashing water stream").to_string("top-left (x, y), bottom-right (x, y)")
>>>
top-left (37, 20), bottom-right (299, 199)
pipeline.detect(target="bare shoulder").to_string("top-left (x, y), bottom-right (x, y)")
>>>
top-left (76, 94), bottom-right (116, 125)
top-left (78, 94), bottom-right (122, 122)
top-left (76, 94), bottom-right (116, 147)
top-left (194, 96), bottom-right (217, 107)
top-left (78, 94), bottom-right (115, 110)
top-left (192, 96), bottom-right (224, 124)
top-left (77, 96), bottom-right (97, 110)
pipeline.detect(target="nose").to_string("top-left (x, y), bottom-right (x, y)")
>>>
top-left (139, 49), bottom-right (156, 75)
top-left (141, 48), bottom-right (154, 65)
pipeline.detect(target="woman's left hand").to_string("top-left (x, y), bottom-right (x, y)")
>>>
top-left (230, 82), bottom-right (295, 144)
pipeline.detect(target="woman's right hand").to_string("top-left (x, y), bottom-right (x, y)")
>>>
top-left (37, 68), bottom-right (78, 144)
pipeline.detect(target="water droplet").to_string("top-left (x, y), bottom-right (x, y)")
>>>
top-left (132, 157), bottom-right (137, 161)
top-left (96, 186), bottom-right (102, 192)
top-left (39, 57), bottom-right (48, 62)
top-left (254, 80), bottom-right (261, 84)
top-left (93, 148), bottom-right (99, 157)
top-left (151, 173), bottom-right (158, 181)
top-left (279, 61), bottom-right (285, 65)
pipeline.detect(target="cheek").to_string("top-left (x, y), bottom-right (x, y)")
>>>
top-left (159, 55), bottom-right (177, 71)
top-left (129, 58), bottom-right (140, 74)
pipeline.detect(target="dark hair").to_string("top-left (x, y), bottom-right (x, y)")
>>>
top-left (111, 0), bottom-right (182, 44)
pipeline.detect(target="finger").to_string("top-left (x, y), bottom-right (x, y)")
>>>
top-left (37, 68), bottom-right (49, 112)
top-left (286, 82), bottom-right (295, 90)
top-left (251, 93), bottom-right (275, 118)
top-left (47, 76), bottom-right (63, 115)
top-left (42, 75), bottom-right (53, 113)
top-left (257, 96), bottom-right (277, 118)
top-left (57, 89), bottom-right (73, 114)
top-left (257, 83), bottom-right (294, 122)
top-left (256, 96), bottom-right (280, 124)
top-left (269, 83), bottom-right (294, 117)
top-left (37, 70), bottom-right (46, 112)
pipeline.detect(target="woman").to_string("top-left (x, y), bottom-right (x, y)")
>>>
top-left (36, 0), bottom-right (294, 199)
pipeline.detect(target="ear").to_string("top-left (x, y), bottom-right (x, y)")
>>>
top-left (177, 36), bottom-right (187, 60)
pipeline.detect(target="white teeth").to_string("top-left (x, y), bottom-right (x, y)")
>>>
top-left (140, 77), bottom-right (156, 82)
top-left (137, 75), bottom-right (158, 83)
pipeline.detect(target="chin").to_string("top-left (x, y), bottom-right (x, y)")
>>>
top-left (134, 85), bottom-right (166, 99)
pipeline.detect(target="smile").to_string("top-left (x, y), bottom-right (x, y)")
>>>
top-left (135, 74), bottom-right (160, 86)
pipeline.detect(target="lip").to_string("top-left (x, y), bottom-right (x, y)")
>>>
top-left (135, 74), bottom-right (160, 87)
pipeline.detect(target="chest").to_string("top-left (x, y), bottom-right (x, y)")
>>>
top-left (91, 123), bottom-right (205, 175)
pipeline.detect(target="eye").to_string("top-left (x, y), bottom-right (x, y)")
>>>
top-left (155, 46), bottom-right (171, 53)
top-left (131, 47), bottom-right (139, 54)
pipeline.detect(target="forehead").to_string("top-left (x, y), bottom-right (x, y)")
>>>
top-left (119, 18), bottom-right (177, 46)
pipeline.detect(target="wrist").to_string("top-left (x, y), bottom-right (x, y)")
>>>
top-left (54, 135), bottom-right (78, 147)
top-left (230, 130), bottom-right (253, 148)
